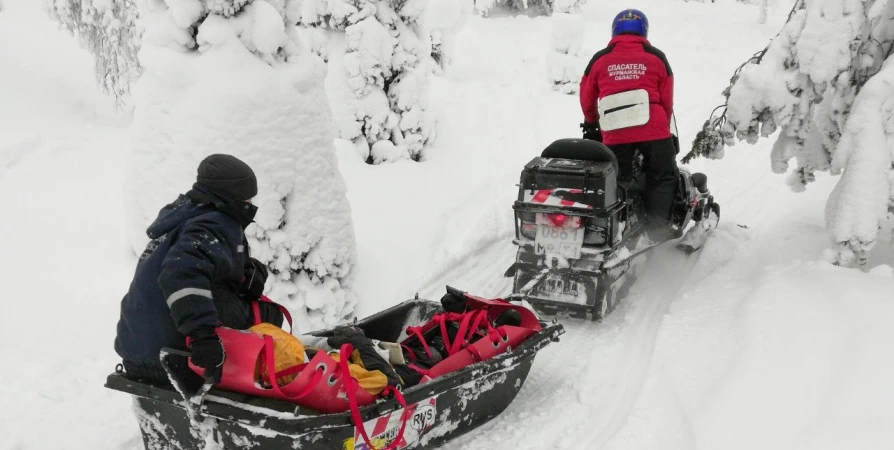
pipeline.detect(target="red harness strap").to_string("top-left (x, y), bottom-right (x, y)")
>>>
top-left (466, 344), bottom-right (484, 362)
top-left (253, 295), bottom-right (294, 333)
top-left (260, 335), bottom-right (323, 400)
top-left (404, 325), bottom-right (434, 358)
top-left (406, 309), bottom-right (510, 362)
top-left (338, 343), bottom-right (410, 450)
top-left (400, 344), bottom-right (418, 361)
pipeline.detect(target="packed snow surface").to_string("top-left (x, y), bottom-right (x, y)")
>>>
top-left (1, 0), bottom-right (892, 449)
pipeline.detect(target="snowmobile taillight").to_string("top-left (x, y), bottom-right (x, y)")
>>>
top-left (536, 213), bottom-right (582, 228)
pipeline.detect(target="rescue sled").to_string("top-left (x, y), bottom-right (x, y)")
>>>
top-left (105, 293), bottom-right (564, 450)
top-left (505, 138), bottom-right (720, 321)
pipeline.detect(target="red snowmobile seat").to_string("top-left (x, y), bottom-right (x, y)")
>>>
top-left (541, 138), bottom-right (619, 174)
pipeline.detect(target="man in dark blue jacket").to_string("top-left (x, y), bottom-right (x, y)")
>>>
top-left (115, 154), bottom-right (283, 384)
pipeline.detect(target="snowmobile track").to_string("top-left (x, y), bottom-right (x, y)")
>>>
top-left (583, 244), bottom-right (702, 448)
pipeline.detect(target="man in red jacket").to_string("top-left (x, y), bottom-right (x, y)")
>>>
top-left (579, 9), bottom-right (679, 238)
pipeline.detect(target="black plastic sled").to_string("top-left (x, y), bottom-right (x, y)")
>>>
top-left (105, 298), bottom-right (564, 450)
top-left (505, 138), bottom-right (720, 321)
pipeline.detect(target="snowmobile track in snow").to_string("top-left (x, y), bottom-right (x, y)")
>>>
top-left (418, 238), bottom-right (710, 449)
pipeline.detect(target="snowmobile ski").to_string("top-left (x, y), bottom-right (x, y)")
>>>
top-left (677, 203), bottom-right (720, 253)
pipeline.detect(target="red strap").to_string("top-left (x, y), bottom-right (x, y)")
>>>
top-left (446, 310), bottom-right (486, 355)
top-left (465, 310), bottom-right (491, 344)
top-left (400, 344), bottom-right (418, 361)
top-left (408, 363), bottom-right (434, 379)
top-left (275, 362), bottom-right (309, 379)
top-left (466, 344), bottom-right (484, 362)
top-left (255, 295), bottom-right (294, 334)
top-left (404, 326), bottom-right (433, 359)
top-left (262, 335), bottom-right (322, 400)
top-left (251, 301), bottom-right (262, 326)
top-left (340, 343), bottom-right (409, 450)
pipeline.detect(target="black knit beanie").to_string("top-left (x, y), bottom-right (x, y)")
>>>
top-left (196, 154), bottom-right (258, 202)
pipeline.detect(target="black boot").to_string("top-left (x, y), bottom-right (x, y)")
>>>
top-left (440, 292), bottom-right (467, 313)
top-left (493, 309), bottom-right (522, 327)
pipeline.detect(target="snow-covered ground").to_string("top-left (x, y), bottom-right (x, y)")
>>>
top-left (1, 0), bottom-right (893, 449)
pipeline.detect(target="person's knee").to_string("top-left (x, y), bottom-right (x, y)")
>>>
top-left (647, 139), bottom-right (677, 168)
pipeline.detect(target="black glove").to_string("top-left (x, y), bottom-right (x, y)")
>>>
top-left (580, 122), bottom-right (602, 142)
top-left (672, 135), bottom-right (680, 154)
top-left (189, 327), bottom-right (225, 383)
top-left (327, 325), bottom-right (369, 349)
top-left (328, 326), bottom-right (402, 387)
top-left (239, 258), bottom-right (268, 301)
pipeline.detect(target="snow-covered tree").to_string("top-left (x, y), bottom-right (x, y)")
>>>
top-left (474, 0), bottom-right (585, 17)
top-left (547, 12), bottom-right (585, 94)
top-left (126, 0), bottom-right (359, 330)
top-left (295, 0), bottom-right (471, 163)
top-left (47, 0), bottom-right (141, 108)
top-left (685, 0), bottom-right (894, 267)
top-left (426, 0), bottom-right (474, 72)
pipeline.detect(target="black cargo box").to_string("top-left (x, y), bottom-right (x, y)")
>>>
top-left (518, 157), bottom-right (618, 210)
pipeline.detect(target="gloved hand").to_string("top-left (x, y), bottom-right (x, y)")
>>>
top-left (189, 327), bottom-right (225, 383)
top-left (239, 257), bottom-right (268, 301)
top-left (672, 135), bottom-right (680, 154)
top-left (327, 325), bottom-right (370, 349)
top-left (328, 326), bottom-right (402, 387)
top-left (580, 122), bottom-right (603, 142)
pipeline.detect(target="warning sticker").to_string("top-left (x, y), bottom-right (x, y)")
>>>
top-left (343, 396), bottom-right (438, 450)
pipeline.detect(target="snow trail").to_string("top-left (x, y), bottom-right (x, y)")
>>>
top-left (414, 232), bottom-right (717, 449)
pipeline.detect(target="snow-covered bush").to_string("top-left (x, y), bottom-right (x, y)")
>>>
top-left (296, 0), bottom-right (471, 163)
top-left (127, 0), bottom-right (359, 330)
top-left (475, 0), bottom-right (585, 17)
top-left (425, 0), bottom-right (474, 71)
top-left (686, 0), bottom-right (894, 267)
top-left (547, 12), bottom-right (585, 94)
top-left (47, 0), bottom-right (142, 108)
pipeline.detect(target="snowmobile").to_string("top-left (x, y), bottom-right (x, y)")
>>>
top-left (505, 137), bottom-right (720, 321)
top-left (105, 289), bottom-right (564, 450)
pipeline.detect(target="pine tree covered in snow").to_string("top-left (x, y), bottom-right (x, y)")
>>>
top-left (47, 0), bottom-right (142, 108)
top-left (547, 12), bottom-right (585, 94)
top-left (685, 0), bottom-right (894, 266)
top-left (474, 0), bottom-right (585, 17)
top-left (295, 0), bottom-right (471, 163)
top-left (127, 0), bottom-right (359, 330)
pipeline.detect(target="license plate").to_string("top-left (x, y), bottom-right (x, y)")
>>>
top-left (537, 275), bottom-right (579, 297)
top-left (534, 225), bottom-right (584, 259)
top-left (532, 274), bottom-right (591, 305)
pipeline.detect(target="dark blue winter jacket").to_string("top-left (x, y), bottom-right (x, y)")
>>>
top-left (114, 190), bottom-right (250, 370)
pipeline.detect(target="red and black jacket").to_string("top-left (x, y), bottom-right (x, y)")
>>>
top-left (579, 34), bottom-right (674, 146)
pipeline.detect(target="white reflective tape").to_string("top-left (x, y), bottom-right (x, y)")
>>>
top-left (597, 89), bottom-right (650, 131)
top-left (166, 288), bottom-right (212, 307)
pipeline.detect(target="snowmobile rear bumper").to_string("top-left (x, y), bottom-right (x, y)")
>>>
top-left (105, 299), bottom-right (564, 450)
top-left (512, 250), bottom-right (644, 321)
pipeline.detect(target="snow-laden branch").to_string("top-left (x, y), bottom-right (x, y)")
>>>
top-left (688, 0), bottom-right (894, 265)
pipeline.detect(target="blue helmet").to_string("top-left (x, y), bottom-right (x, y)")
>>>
top-left (611, 9), bottom-right (648, 38)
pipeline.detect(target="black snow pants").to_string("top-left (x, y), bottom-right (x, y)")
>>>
top-left (608, 137), bottom-right (679, 227)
